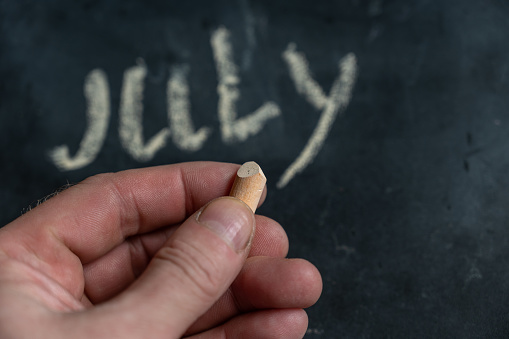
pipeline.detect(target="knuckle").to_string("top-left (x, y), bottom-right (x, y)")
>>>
top-left (80, 172), bottom-right (141, 234)
top-left (155, 239), bottom-right (222, 302)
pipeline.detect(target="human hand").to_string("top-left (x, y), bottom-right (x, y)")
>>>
top-left (0, 162), bottom-right (322, 338)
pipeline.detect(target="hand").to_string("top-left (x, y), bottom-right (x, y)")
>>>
top-left (0, 162), bottom-right (322, 338)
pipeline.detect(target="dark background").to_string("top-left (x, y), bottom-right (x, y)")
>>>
top-left (2, 0), bottom-right (509, 337)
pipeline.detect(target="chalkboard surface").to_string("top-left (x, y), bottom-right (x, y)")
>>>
top-left (2, 0), bottom-right (509, 337)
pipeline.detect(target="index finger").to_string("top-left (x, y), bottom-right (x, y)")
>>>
top-left (3, 162), bottom-right (266, 264)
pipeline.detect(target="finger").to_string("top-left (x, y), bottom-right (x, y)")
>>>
top-left (83, 216), bottom-right (289, 303)
top-left (0, 162), bottom-right (248, 297)
top-left (186, 256), bottom-right (322, 335)
top-left (232, 257), bottom-right (322, 310)
top-left (248, 216), bottom-right (288, 257)
top-left (72, 197), bottom-right (256, 337)
top-left (186, 309), bottom-right (309, 339)
top-left (20, 162), bottom-right (243, 261)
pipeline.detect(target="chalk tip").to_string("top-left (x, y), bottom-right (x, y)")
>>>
top-left (237, 161), bottom-right (265, 179)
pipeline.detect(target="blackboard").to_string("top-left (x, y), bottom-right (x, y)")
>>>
top-left (2, 0), bottom-right (509, 337)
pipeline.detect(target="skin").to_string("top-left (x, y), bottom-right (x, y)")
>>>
top-left (0, 162), bottom-right (322, 338)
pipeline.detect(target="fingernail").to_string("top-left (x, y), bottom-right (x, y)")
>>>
top-left (197, 197), bottom-right (254, 252)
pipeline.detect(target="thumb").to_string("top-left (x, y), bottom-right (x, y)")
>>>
top-left (106, 197), bottom-right (255, 337)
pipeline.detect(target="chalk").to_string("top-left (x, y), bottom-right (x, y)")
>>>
top-left (229, 161), bottom-right (266, 213)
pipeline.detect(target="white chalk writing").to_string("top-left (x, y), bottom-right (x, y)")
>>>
top-left (277, 44), bottom-right (358, 188)
top-left (167, 64), bottom-right (211, 151)
top-left (119, 60), bottom-right (171, 161)
top-left (48, 27), bottom-right (357, 188)
top-left (49, 69), bottom-right (110, 171)
top-left (211, 27), bottom-right (280, 143)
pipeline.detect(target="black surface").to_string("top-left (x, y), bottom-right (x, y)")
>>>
top-left (2, 0), bottom-right (509, 337)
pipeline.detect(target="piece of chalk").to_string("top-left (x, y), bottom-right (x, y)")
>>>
top-left (229, 161), bottom-right (267, 213)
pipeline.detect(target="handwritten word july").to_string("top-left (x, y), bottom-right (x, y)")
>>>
top-left (49, 27), bottom-right (357, 188)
